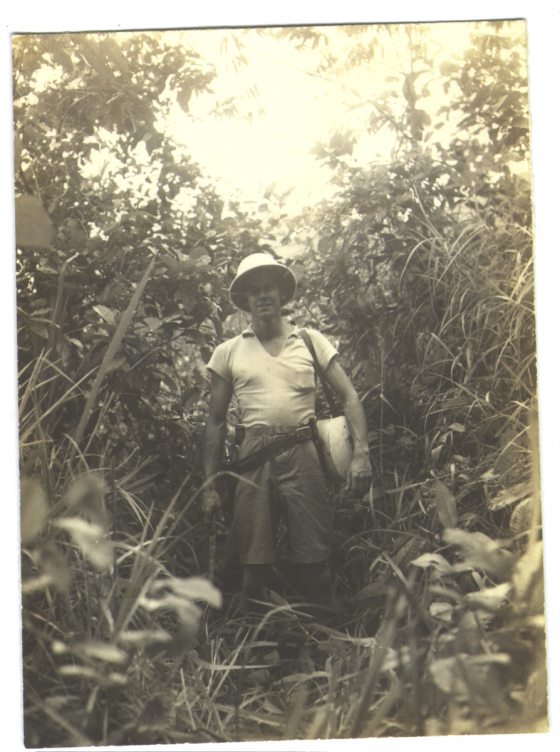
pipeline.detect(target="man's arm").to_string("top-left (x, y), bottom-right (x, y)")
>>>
top-left (324, 358), bottom-right (372, 495)
top-left (202, 370), bottom-right (233, 518)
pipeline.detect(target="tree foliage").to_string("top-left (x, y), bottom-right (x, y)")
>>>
top-left (293, 21), bottom-right (533, 487)
top-left (14, 31), bottom-right (265, 494)
top-left (14, 22), bottom-right (545, 745)
top-left (286, 22), bottom-right (542, 734)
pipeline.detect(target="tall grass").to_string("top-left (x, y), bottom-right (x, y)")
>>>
top-left (19, 377), bottom-right (545, 745)
top-left (18, 280), bottom-right (224, 745)
top-left (291, 179), bottom-right (545, 737)
top-left (19, 199), bottom-right (545, 743)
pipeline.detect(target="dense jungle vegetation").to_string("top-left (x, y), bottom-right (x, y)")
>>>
top-left (14, 22), bottom-right (546, 746)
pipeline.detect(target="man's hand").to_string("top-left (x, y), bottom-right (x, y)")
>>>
top-left (347, 451), bottom-right (373, 497)
top-left (202, 486), bottom-right (223, 522)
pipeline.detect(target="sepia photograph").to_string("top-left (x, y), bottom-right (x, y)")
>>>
top-left (6, 6), bottom-right (559, 750)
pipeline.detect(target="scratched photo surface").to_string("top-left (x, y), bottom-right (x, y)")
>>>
top-left (12, 20), bottom-right (547, 748)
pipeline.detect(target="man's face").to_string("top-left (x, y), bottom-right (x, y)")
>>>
top-left (244, 270), bottom-right (282, 320)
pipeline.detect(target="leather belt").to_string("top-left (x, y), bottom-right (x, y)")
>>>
top-left (225, 422), bottom-right (314, 475)
top-left (235, 422), bottom-right (312, 443)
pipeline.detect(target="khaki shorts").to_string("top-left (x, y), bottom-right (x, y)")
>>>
top-left (232, 427), bottom-right (333, 565)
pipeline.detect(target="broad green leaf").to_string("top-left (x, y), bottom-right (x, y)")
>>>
top-left (190, 245), bottom-right (210, 260)
top-left (262, 697), bottom-right (284, 715)
top-left (429, 601), bottom-right (454, 622)
top-left (77, 640), bottom-right (128, 664)
top-left (21, 573), bottom-right (54, 594)
top-left (429, 654), bottom-right (500, 698)
top-left (71, 255), bottom-right (157, 449)
top-left (353, 581), bottom-right (389, 601)
top-left (410, 552), bottom-right (453, 575)
top-left (509, 497), bottom-right (533, 536)
top-left (143, 316), bottom-right (162, 331)
top-left (28, 320), bottom-right (49, 338)
top-left (488, 481), bottom-right (531, 511)
top-left (150, 576), bottom-right (222, 608)
top-left (56, 517), bottom-right (113, 570)
top-left (177, 82), bottom-right (193, 113)
top-left (52, 639), bottom-right (127, 664)
top-left (511, 540), bottom-right (543, 604)
top-left (20, 477), bottom-right (48, 544)
top-left (62, 472), bottom-right (109, 529)
top-left (93, 305), bottom-right (117, 327)
top-left (329, 130), bottom-right (354, 156)
top-left (464, 583), bottom-right (512, 611)
top-left (443, 528), bottom-right (514, 579)
top-left (432, 479), bottom-right (457, 528)
top-left (58, 665), bottom-right (101, 680)
top-left (412, 108), bottom-right (431, 126)
top-left (117, 629), bottom-right (172, 646)
top-left (39, 545), bottom-right (71, 592)
top-left (15, 194), bottom-right (54, 249)
top-left (106, 671), bottom-right (128, 686)
top-left (58, 664), bottom-right (127, 685)
top-left (139, 591), bottom-right (202, 647)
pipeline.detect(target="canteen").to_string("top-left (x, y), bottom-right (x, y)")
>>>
top-left (316, 415), bottom-right (353, 481)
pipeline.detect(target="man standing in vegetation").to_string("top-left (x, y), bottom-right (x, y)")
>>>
top-left (202, 251), bottom-right (372, 612)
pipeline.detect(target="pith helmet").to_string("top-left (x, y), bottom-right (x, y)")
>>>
top-left (229, 252), bottom-right (297, 312)
top-left (316, 416), bottom-right (354, 482)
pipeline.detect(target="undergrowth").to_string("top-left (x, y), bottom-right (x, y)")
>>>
top-left (19, 345), bottom-right (546, 745)
top-left (19, 198), bottom-right (546, 744)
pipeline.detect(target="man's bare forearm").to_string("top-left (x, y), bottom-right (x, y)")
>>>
top-left (324, 358), bottom-right (370, 459)
top-left (343, 392), bottom-right (370, 457)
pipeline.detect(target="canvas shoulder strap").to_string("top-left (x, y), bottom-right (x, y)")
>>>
top-left (299, 328), bottom-right (340, 417)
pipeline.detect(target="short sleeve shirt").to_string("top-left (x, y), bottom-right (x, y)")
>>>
top-left (207, 326), bottom-right (338, 427)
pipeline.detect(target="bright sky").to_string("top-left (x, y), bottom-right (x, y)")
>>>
top-left (82, 21), bottom-right (523, 219)
top-left (165, 27), bottom-right (349, 209)
top-left (162, 22), bottom-right (478, 212)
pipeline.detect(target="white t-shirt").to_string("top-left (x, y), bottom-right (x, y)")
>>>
top-left (207, 326), bottom-right (338, 427)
